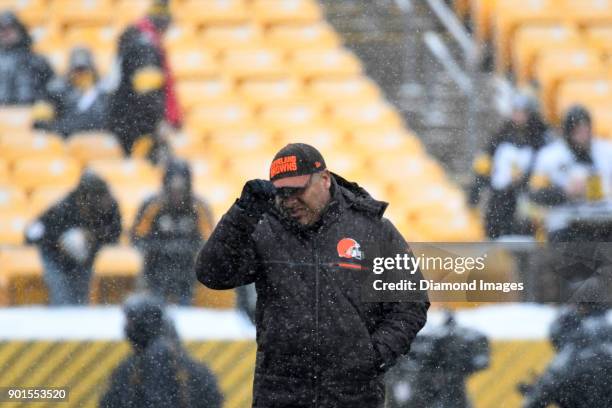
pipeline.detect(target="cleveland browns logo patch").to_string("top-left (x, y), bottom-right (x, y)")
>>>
top-left (337, 238), bottom-right (363, 260)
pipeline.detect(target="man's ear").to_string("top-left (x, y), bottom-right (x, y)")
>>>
top-left (322, 170), bottom-right (332, 189)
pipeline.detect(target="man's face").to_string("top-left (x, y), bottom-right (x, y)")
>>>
top-left (275, 171), bottom-right (332, 226)
top-left (0, 25), bottom-right (20, 48)
top-left (571, 121), bottom-right (592, 149)
top-left (167, 175), bottom-right (188, 205)
top-left (511, 108), bottom-right (528, 128)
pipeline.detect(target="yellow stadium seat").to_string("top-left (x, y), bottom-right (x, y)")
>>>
top-left (92, 245), bottom-right (143, 304)
top-left (29, 186), bottom-right (72, 218)
top-left (115, 0), bottom-right (151, 28)
top-left (51, 0), bottom-right (113, 28)
top-left (12, 158), bottom-right (81, 192)
top-left (224, 153), bottom-right (273, 180)
top-left (0, 186), bottom-right (27, 213)
top-left (316, 149), bottom-right (367, 179)
top-left (512, 25), bottom-right (581, 85)
top-left (201, 24), bottom-right (265, 51)
top-left (92, 50), bottom-right (115, 76)
top-left (237, 77), bottom-right (304, 105)
top-left (556, 78), bottom-right (612, 121)
top-left (266, 22), bottom-right (341, 50)
top-left (63, 26), bottom-right (118, 51)
top-left (0, 0), bottom-right (47, 26)
top-left (172, 0), bottom-right (249, 25)
top-left (0, 210), bottom-right (30, 245)
top-left (193, 180), bottom-right (241, 222)
top-left (277, 126), bottom-right (346, 151)
top-left (585, 25), bottom-right (612, 56)
top-left (164, 24), bottom-right (198, 49)
top-left (1, 133), bottom-right (66, 162)
top-left (373, 155), bottom-right (447, 185)
top-left (31, 25), bottom-right (65, 54)
top-left (290, 49), bottom-right (362, 79)
top-left (534, 48), bottom-right (605, 122)
top-left (88, 159), bottom-right (160, 188)
top-left (258, 100), bottom-right (325, 130)
top-left (590, 104), bottom-right (612, 140)
top-left (308, 76), bottom-right (381, 105)
top-left (221, 48), bottom-right (287, 79)
top-left (564, 0), bottom-right (612, 26)
top-left (176, 77), bottom-right (235, 111)
top-left (0, 159), bottom-right (8, 184)
top-left (168, 48), bottom-right (219, 80)
top-left (494, 0), bottom-right (561, 72)
top-left (43, 47), bottom-right (69, 73)
top-left (349, 127), bottom-right (424, 155)
top-left (0, 246), bottom-right (46, 305)
top-left (190, 158), bottom-right (221, 188)
top-left (329, 101), bottom-right (403, 131)
top-left (471, 0), bottom-right (497, 42)
top-left (187, 100), bottom-right (255, 131)
top-left (0, 106), bottom-right (32, 133)
top-left (109, 185), bottom-right (157, 230)
top-left (207, 127), bottom-right (275, 153)
top-left (168, 131), bottom-right (208, 160)
top-left (253, 0), bottom-right (323, 25)
top-left (66, 131), bottom-right (123, 163)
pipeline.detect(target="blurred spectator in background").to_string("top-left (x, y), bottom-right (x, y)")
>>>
top-left (0, 11), bottom-right (53, 105)
top-left (25, 171), bottom-right (122, 305)
top-left (386, 312), bottom-right (489, 408)
top-left (529, 105), bottom-right (612, 241)
top-left (107, 0), bottom-right (181, 158)
top-left (131, 160), bottom-right (214, 305)
top-left (470, 92), bottom-right (550, 238)
top-left (33, 47), bottom-right (109, 137)
top-left (520, 299), bottom-right (612, 408)
top-left (100, 293), bottom-right (223, 408)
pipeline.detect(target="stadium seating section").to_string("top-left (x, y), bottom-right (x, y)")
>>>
top-left (459, 0), bottom-right (612, 131)
top-left (0, 0), bottom-right (484, 306)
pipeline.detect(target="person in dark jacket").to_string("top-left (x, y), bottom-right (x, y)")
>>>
top-left (25, 171), bottom-right (121, 305)
top-left (196, 143), bottom-right (430, 407)
top-left (386, 312), bottom-right (489, 408)
top-left (33, 47), bottom-right (109, 137)
top-left (0, 11), bottom-right (53, 105)
top-left (107, 0), bottom-right (181, 157)
top-left (521, 303), bottom-right (612, 408)
top-left (471, 92), bottom-right (550, 238)
top-left (99, 293), bottom-right (223, 408)
top-left (131, 160), bottom-right (214, 305)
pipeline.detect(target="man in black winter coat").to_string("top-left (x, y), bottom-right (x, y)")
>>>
top-left (196, 143), bottom-right (430, 407)
top-left (131, 160), bottom-right (214, 305)
top-left (25, 171), bottom-right (121, 305)
top-left (99, 293), bottom-right (223, 408)
top-left (0, 11), bottom-right (53, 105)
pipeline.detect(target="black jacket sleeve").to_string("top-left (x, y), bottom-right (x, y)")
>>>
top-left (25, 201), bottom-right (67, 248)
top-left (371, 219), bottom-right (430, 371)
top-left (195, 202), bottom-right (262, 290)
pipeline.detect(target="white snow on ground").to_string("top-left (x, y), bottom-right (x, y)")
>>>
top-left (0, 306), bottom-right (256, 341)
top-left (421, 303), bottom-right (558, 340)
top-left (0, 303), bottom-right (559, 341)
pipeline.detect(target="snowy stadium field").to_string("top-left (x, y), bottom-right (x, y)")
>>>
top-left (0, 304), bottom-right (561, 408)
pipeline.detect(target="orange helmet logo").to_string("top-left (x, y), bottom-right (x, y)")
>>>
top-left (337, 238), bottom-right (363, 260)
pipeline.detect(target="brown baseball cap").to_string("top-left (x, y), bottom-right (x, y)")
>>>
top-left (269, 143), bottom-right (326, 188)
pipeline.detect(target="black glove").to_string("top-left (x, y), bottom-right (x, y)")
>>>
top-left (237, 179), bottom-right (276, 217)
